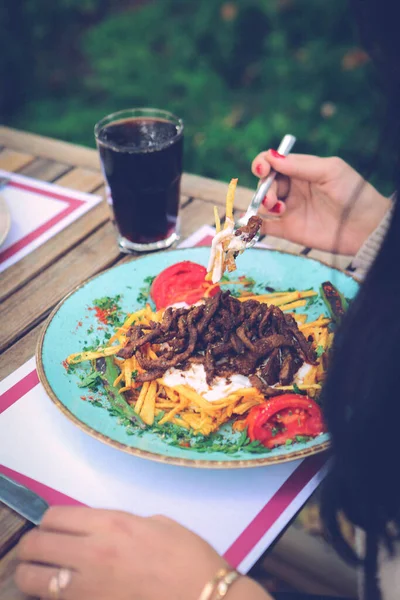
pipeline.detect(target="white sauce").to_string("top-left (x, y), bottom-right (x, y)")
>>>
top-left (207, 218), bottom-right (235, 284)
top-left (169, 301), bottom-right (190, 309)
top-left (294, 363), bottom-right (312, 384)
top-left (162, 363), bottom-right (252, 402)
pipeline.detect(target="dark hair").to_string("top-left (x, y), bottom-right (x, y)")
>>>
top-left (321, 1), bottom-right (400, 597)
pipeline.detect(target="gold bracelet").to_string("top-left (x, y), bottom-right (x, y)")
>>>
top-left (198, 567), bottom-right (241, 600)
top-left (213, 569), bottom-right (241, 600)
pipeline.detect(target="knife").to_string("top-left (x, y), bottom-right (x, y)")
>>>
top-left (0, 474), bottom-right (49, 525)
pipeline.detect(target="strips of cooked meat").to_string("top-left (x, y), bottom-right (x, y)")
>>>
top-left (117, 291), bottom-right (316, 389)
top-left (235, 215), bottom-right (262, 242)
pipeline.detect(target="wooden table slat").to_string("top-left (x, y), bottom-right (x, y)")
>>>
top-left (183, 172), bottom-right (253, 211)
top-left (0, 127), bottom-right (99, 171)
top-left (179, 197), bottom-right (225, 240)
top-left (0, 150), bottom-right (34, 173)
top-left (54, 167), bottom-right (104, 192)
top-left (0, 507), bottom-right (31, 559)
top-left (18, 157), bottom-right (72, 182)
top-left (0, 324), bottom-right (41, 381)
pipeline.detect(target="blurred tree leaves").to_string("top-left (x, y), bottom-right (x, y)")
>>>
top-left (2, 0), bottom-right (392, 191)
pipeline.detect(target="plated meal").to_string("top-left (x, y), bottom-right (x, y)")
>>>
top-left (37, 182), bottom-right (359, 467)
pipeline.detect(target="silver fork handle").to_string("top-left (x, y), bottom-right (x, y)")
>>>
top-left (241, 134), bottom-right (296, 223)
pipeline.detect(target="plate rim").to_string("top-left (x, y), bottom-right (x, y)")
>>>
top-left (36, 246), bottom-right (357, 468)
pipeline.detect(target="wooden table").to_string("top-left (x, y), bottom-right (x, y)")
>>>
top-left (0, 126), bottom-right (357, 599)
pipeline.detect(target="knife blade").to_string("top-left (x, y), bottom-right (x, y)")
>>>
top-left (0, 474), bottom-right (49, 525)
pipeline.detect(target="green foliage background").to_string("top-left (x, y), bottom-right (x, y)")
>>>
top-left (1, 0), bottom-right (391, 191)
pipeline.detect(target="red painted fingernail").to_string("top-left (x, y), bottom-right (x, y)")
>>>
top-left (270, 202), bottom-right (282, 214)
top-left (262, 195), bottom-right (269, 207)
top-left (271, 149), bottom-right (285, 159)
top-left (255, 163), bottom-right (263, 175)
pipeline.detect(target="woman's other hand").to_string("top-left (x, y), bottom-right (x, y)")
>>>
top-left (14, 507), bottom-right (269, 600)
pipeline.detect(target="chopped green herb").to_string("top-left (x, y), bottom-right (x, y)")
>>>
top-left (306, 295), bottom-right (320, 309)
top-left (285, 438), bottom-right (293, 446)
top-left (78, 371), bottom-right (102, 390)
top-left (315, 345), bottom-right (324, 357)
top-left (93, 295), bottom-right (121, 310)
top-left (90, 400), bottom-right (103, 408)
top-left (136, 275), bottom-right (156, 306)
top-left (296, 435), bottom-right (312, 443)
top-left (293, 383), bottom-right (307, 396)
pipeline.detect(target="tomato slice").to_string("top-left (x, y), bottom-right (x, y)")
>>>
top-left (150, 261), bottom-right (219, 309)
top-left (245, 394), bottom-right (326, 449)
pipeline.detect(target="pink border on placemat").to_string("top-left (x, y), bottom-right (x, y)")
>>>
top-left (0, 465), bottom-right (84, 507)
top-left (0, 366), bottom-right (328, 568)
top-left (0, 180), bottom-right (85, 264)
top-left (223, 453), bottom-right (326, 565)
top-left (0, 369), bottom-right (39, 415)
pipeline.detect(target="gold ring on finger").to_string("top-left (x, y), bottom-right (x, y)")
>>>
top-left (48, 568), bottom-right (72, 599)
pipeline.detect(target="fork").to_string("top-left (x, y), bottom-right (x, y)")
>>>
top-left (234, 134), bottom-right (296, 248)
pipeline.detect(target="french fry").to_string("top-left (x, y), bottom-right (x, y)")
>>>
top-left (147, 347), bottom-right (158, 360)
top-left (171, 417), bottom-right (190, 430)
top-left (299, 318), bottom-right (330, 331)
top-left (158, 402), bottom-right (185, 425)
top-left (233, 399), bottom-right (264, 414)
top-left (124, 358), bottom-right (132, 388)
top-left (214, 206), bottom-right (221, 233)
top-left (67, 345), bottom-right (123, 364)
top-left (225, 178), bottom-right (238, 222)
top-left (155, 400), bottom-right (178, 409)
top-left (280, 300), bottom-right (307, 311)
top-left (174, 385), bottom-right (215, 413)
top-left (135, 382), bottom-right (150, 415)
top-left (107, 310), bottom-right (144, 345)
top-left (293, 313), bottom-right (307, 324)
top-left (232, 418), bottom-right (247, 432)
top-left (140, 380), bottom-right (157, 425)
top-left (113, 372), bottom-right (124, 387)
top-left (226, 252), bottom-right (237, 272)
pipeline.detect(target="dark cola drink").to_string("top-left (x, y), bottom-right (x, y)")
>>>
top-left (95, 109), bottom-right (184, 251)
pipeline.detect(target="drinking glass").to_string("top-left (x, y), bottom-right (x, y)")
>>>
top-left (95, 108), bottom-right (184, 252)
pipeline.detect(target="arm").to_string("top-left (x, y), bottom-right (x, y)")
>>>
top-left (228, 576), bottom-right (274, 600)
top-left (351, 199), bottom-right (395, 275)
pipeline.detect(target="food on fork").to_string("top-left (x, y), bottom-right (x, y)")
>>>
top-left (207, 179), bottom-right (262, 284)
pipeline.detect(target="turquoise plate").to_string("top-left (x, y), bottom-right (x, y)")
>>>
top-left (37, 247), bottom-right (359, 469)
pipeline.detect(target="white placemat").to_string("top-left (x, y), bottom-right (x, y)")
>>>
top-left (0, 169), bottom-right (101, 273)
